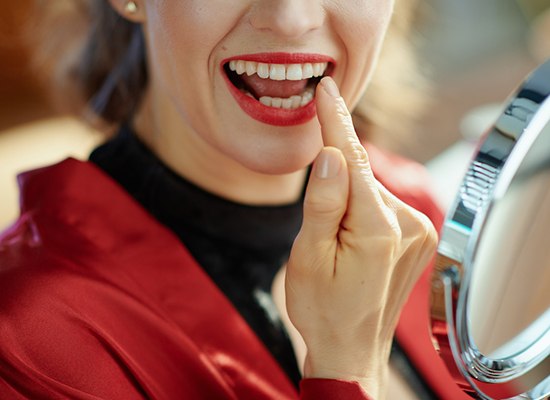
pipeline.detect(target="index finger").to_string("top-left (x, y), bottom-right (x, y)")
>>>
top-left (315, 77), bottom-right (387, 230)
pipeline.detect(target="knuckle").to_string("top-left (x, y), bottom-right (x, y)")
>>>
top-left (335, 96), bottom-right (352, 119)
top-left (379, 207), bottom-right (403, 243)
top-left (343, 139), bottom-right (369, 168)
top-left (390, 204), bottom-right (439, 258)
top-left (332, 99), bottom-right (368, 167)
top-left (409, 210), bottom-right (438, 251)
top-left (388, 220), bottom-right (403, 243)
top-left (422, 221), bottom-right (439, 251)
top-left (416, 212), bottom-right (437, 238)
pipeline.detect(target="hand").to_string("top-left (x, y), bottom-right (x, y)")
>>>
top-left (285, 77), bottom-right (438, 398)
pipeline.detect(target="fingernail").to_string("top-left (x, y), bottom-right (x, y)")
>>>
top-left (315, 148), bottom-right (341, 179)
top-left (320, 77), bottom-right (340, 98)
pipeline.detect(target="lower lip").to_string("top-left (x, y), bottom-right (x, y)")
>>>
top-left (222, 70), bottom-right (316, 127)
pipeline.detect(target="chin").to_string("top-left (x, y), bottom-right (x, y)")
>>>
top-left (212, 106), bottom-right (324, 175)
top-left (233, 136), bottom-right (322, 176)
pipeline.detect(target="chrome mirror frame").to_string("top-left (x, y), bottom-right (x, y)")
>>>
top-left (430, 59), bottom-right (550, 400)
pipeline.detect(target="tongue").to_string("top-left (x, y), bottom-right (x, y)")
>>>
top-left (240, 74), bottom-right (309, 98)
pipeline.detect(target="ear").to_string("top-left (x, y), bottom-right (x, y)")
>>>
top-left (107, 0), bottom-right (146, 23)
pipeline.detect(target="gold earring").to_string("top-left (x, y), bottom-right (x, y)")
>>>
top-left (124, 1), bottom-right (138, 14)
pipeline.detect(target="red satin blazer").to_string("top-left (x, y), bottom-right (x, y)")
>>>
top-left (0, 148), bottom-right (469, 399)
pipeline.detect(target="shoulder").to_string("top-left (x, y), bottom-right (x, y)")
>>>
top-left (0, 217), bottom-right (198, 399)
top-left (0, 172), bottom-right (145, 398)
top-left (0, 224), bottom-right (130, 398)
top-left (0, 161), bottom-right (233, 398)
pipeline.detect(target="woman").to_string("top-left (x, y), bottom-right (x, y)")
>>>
top-left (0, 1), bottom-right (465, 398)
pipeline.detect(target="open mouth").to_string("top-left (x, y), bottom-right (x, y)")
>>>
top-left (220, 53), bottom-right (335, 126)
top-left (223, 58), bottom-right (334, 110)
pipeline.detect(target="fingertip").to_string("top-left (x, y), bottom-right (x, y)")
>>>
top-left (319, 76), bottom-right (340, 98)
top-left (315, 82), bottom-right (355, 153)
top-left (316, 77), bottom-right (352, 118)
top-left (315, 78), bottom-right (343, 115)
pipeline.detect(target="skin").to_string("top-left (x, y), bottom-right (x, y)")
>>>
top-left (109, 0), bottom-right (438, 397)
top-left (111, 0), bottom-right (393, 204)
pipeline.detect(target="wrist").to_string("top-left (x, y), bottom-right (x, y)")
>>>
top-left (300, 378), bottom-right (375, 400)
top-left (303, 340), bottom-right (392, 399)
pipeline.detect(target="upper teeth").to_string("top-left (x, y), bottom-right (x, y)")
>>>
top-left (228, 60), bottom-right (328, 81)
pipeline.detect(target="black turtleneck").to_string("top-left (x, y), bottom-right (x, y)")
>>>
top-left (89, 125), bottom-right (303, 387)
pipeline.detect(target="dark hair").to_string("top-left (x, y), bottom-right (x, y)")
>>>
top-left (35, 1), bottom-right (146, 125)
top-left (81, 5), bottom-right (147, 123)
top-left (38, 0), bottom-right (426, 149)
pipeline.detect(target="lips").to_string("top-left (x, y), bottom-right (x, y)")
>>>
top-left (221, 53), bottom-right (335, 126)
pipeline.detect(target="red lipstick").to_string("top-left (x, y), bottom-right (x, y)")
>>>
top-left (221, 53), bottom-right (335, 126)
top-left (223, 52), bottom-right (335, 65)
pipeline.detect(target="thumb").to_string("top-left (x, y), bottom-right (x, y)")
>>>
top-left (300, 146), bottom-right (349, 245)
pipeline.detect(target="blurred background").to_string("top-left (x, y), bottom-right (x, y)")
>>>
top-left (1, 0), bottom-right (550, 229)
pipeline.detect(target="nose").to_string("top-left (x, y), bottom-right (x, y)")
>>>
top-left (249, 0), bottom-right (324, 39)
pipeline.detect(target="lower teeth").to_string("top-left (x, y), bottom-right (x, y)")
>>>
top-left (241, 87), bottom-right (315, 110)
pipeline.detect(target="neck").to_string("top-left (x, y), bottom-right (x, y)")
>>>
top-left (132, 88), bottom-right (308, 206)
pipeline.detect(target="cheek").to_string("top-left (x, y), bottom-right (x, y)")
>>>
top-left (332, 1), bottom-right (394, 106)
top-left (145, 1), bottom-right (241, 76)
top-left (338, 0), bottom-right (394, 38)
top-left (143, 1), bottom-right (245, 125)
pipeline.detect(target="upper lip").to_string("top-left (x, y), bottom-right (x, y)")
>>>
top-left (221, 52), bottom-right (336, 66)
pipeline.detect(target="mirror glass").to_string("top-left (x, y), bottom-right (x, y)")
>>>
top-left (430, 58), bottom-right (550, 400)
top-left (468, 111), bottom-right (550, 359)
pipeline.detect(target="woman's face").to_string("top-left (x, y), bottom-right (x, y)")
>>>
top-left (139, 0), bottom-right (394, 174)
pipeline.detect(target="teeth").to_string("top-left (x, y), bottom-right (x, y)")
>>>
top-left (286, 64), bottom-right (302, 80)
top-left (257, 87), bottom-right (315, 110)
top-left (269, 64), bottom-right (286, 81)
top-left (245, 61), bottom-right (257, 76)
top-left (228, 60), bottom-right (329, 80)
top-left (312, 63), bottom-right (323, 77)
top-left (290, 95), bottom-right (302, 108)
top-left (271, 97), bottom-right (282, 107)
top-left (257, 63), bottom-right (270, 79)
top-left (228, 59), bottom-right (323, 109)
top-left (259, 97), bottom-right (272, 106)
top-left (300, 90), bottom-right (314, 106)
top-left (302, 63), bottom-right (314, 79)
top-left (235, 60), bottom-right (246, 75)
top-left (281, 98), bottom-right (293, 109)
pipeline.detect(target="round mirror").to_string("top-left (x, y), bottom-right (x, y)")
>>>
top-left (431, 59), bottom-right (550, 399)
